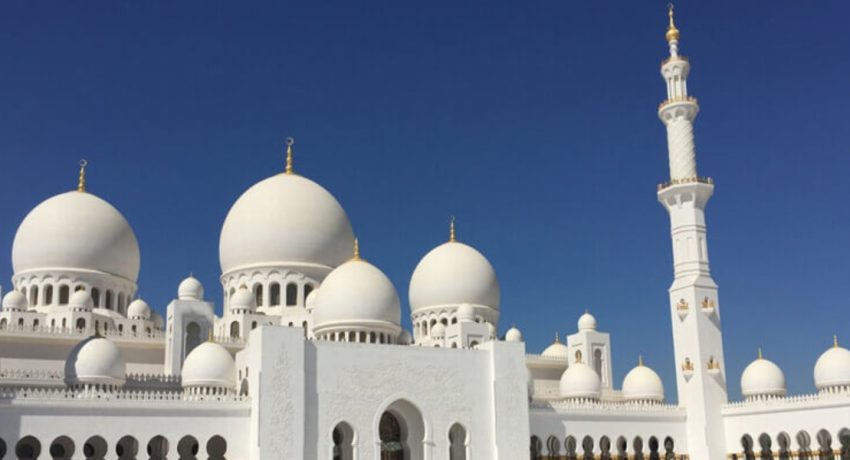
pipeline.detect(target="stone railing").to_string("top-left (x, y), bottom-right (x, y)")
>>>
top-left (657, 176), bottom-right (713, 191)
top-left (533, 399), bottom-right (683, 413)
top-left (0, 386), bottom-right (249, 404)
top-left (723, 390), bottom-right (850, 411)
top-left (212, 335), bottom-right (247, 346)
top-left (0, 324), bottom-right (165, 342)
top-left (0, 368), bottom-right (64, 382)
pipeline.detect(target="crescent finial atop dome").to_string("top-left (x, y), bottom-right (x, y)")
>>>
top-left (285, 137), bottom-right (295, 175)
top-left (351, 237), bottom-right (362, 261)
top-left (77, 159), bottom-right (88, 192)
top-left (449, 216), bottom-right (457, 242)
top-left (666, 4), bottom-right (680, 43)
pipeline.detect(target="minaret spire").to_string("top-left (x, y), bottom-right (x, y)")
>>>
top-left (285, 137), bottom-right (295, 175)
top-left (656, 7), bottom-right (726, 460)
top-left (77, 159), bottom-right (88, 192)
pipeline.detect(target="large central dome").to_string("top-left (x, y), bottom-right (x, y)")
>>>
top-left (219, 173), bottom-right (355, 274)
top-left (12, 191), bottom-right (140, 282)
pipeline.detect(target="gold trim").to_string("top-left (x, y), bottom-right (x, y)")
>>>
top-left (77, 159), bottom-right (88, 192)
top-left (285, 137), bottom-right (295, 175)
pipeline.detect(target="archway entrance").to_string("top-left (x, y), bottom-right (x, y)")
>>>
top-left (333, 422), bottom-right (355, 460)
top-left (378, 399), bottom-right (425, 460)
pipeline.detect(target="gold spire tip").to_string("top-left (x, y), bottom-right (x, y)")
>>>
top-left (352, 238), bottom-right (361, 261)
top-left (554, 332), bottom-right (560, 344)
top-left (835, 335), bottom-right (839, 348)
top-left (638, 354), bottom-right (644, 366)
top-left (757, 347), bottom-right (763, 360)
top-left (77, 159), bottom-right (88, 192)
top-left (449, 216), bottom-right (457, 242)
top-left (666, 3), bottom-right (680, 42)
top-left (285, 137), bottom-right (295, 175)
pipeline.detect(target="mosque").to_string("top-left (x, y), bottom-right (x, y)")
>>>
top-left (1, 8), bottom-right (848, 460)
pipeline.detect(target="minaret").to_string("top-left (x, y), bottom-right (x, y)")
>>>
top-left (656, 6), bottom-right (727, 460)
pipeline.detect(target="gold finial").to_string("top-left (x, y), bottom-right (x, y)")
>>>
top-left (835, 335), bottom-right (839, 348)
top-left (352, 238), bottom-right (361, 261)
top-left (757, 347), bottom-right (763, 360)
top-left (285, 137), bottom-right (295, 175)
top-left (638, 354), bottom-right (644, 367)
top-left (665, 4), bottom-right (680, 42)
top-left (554, 332), bottom-right (560, 344)
top-left (77, 159), bottom-right (88, 192)
top-left (449, 216), bottom-right (457, 242)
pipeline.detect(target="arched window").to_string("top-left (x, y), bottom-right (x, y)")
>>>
top-left (648, 436), bottom-right (659, 460)
top-left (147, 435), bottom-right (169, 460)
top-left (333, 422), bottom-right (355, 460)
top-left (380, 412), bottom-right (403, 458)
top-left (18, 318), bottom-right (25, 327)
top-left (530, 436), bottom-right (543, 460)
top-left (91, 288), bottom-right (100, 307)
top-left (599, 436), bottom-right (612, 460)
top-left (286, 283), bottom-right (298, 306)
top-left (106, 290), bottom-right (114, 310)
top-left (207, 436), bottom-right (227, 460)
top-left (32, 319), bottom-right (39, 330)
top-left (49, 435), bottom-right (75, 460)
top-left (741, 434), bottom-right (755, 460)
top-left (116, 436), bottom-right (138, 460)
top-left (448, 424), bottom-right (467, 460)
top-left (59, 285), bottom-right (70, 304)
top-left (837, 428), bottom-right (850, 459)
top-left (817, 430), bottom-right (833, 459)
top-left (185, 322), bottom-right (202, 357)
top-left (0, 318), bottom-right (7, 329)
top-left (230, 321), bottom-right (240, 338)
top-left (252, 321), bottom-right (258, 330)
top-left (270, 283), bottom-right (281, 306)
top-left (44, 284), bottom-right (54, 305)
top-left (254, 284), bottom-right (263, 307)
top-left (304, 283), bottom-right (314, 300)
top-left (117, 293), bottom-right (125, 313)
top-left (177, 436), bottom-right (198, 460)
top-left (663, 437), bottom-right (675, 459)
top-left (83, 435), bottom-right (108, 459)
top-left (16, 436), bottom-right (41, 460)
top-left (30, 286), bottom-right (38, 306)
top-left (633, 436), bottom-right (645, 460)
top-left (564, 436), bottom-right (577, 459)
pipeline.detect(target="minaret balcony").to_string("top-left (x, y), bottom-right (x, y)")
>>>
top-left (657, 95), bottom-right (698, 112)
top-left (657, 176), bottom-right (713, 192)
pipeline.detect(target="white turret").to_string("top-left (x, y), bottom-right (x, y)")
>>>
top-left (657, 7), bottom-right (727, 460)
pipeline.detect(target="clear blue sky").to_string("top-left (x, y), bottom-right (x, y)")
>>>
top-left (1, 1), bottom-right (848, 402)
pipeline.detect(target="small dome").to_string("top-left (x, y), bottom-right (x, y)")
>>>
top-left (178, 275), bottom-right (204, 301)
top-left (229, 287), bottom-right (256, 313)
top-left (182, 341), bottom-right (237, 389)
top-left (409, 240), bottom-right (500, 313)
top-left (313, 258), bottom-right (401, 332)
top-left (577, 311), bottom-right (597, 331)
top-left (431, 323), bottom-right (446, 338)
top-left (2, 290), bottom-right (27, 312)
top-left (127, 299), bottom-right (151, 320)
top-left (741, 353), bottom-right (786, 398)
top-left (13, 191), bottom-right (140, 282)
top-left (559, 361), bottom-right (601, 400)
top-left (542, 335), bottom-right (569, 359)
top-left (622, 359), bottom-right (664, 402)
top-left (457, 304), bottom-right (475, 323)
top-left (505, 326), bottom-right (523, 342)
top-left (65, 336), bottom-right (126, 386)
top-left (814, 339), bottom-right (850, 391)
top-left (219, 174), bottom-right (355, 274)
top-left (69, 290), bottom-right (94, 312)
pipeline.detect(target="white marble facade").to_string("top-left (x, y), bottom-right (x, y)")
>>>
top-left (1, 11), bottom-right (849, 460)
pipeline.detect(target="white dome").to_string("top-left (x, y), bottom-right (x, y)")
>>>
top-left (457, 304), bottom-right (475, 323)
top-left (741, 354), bottom-right (786, 398)
top-left (127, 299), bottom-right (151, 320)
top-left (69, 290), bottom-right (94, 312)
top-left (505, 326), bottom-right (523, 342)
top-left (219, 174), bottom-right (354, 274)
top-left (409, 241), bottom-right (499, 313)
top-left (542, 337), bottom-right (569, 359)
top-left (814, 341), bottom-right (850, 391)
top-left (622, 360), bottom-right (664, 402)
top-left (230, 287), bottom-right (256, 313)
top-left (313, 259), bottom-right (401, 331)
top-left (2, 290), bottom-right (27, 312)
top-left (65, 336), bottom-right (126, 386)
top-left (577, 311), bottom-right (597, 331)
top-left (13, 191), bottom-right (140, 282)
top-left (431, 323), bottom-right (446, 338)
top-left (178, 275), bottom-right (204, 300)
top-left (181, 341), bottom-right (236, 389)
top-left (559, 362), bottom-right (601, 400)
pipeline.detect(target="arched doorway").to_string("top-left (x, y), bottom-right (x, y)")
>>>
top-left (185, 322), bottom-right (201, 357)
top-left (378, 399), bottom-right (425, 460)
top-left (448, 423), bottom-right (467, 460)
top-left (333, 422), bottom-right (355, 460)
